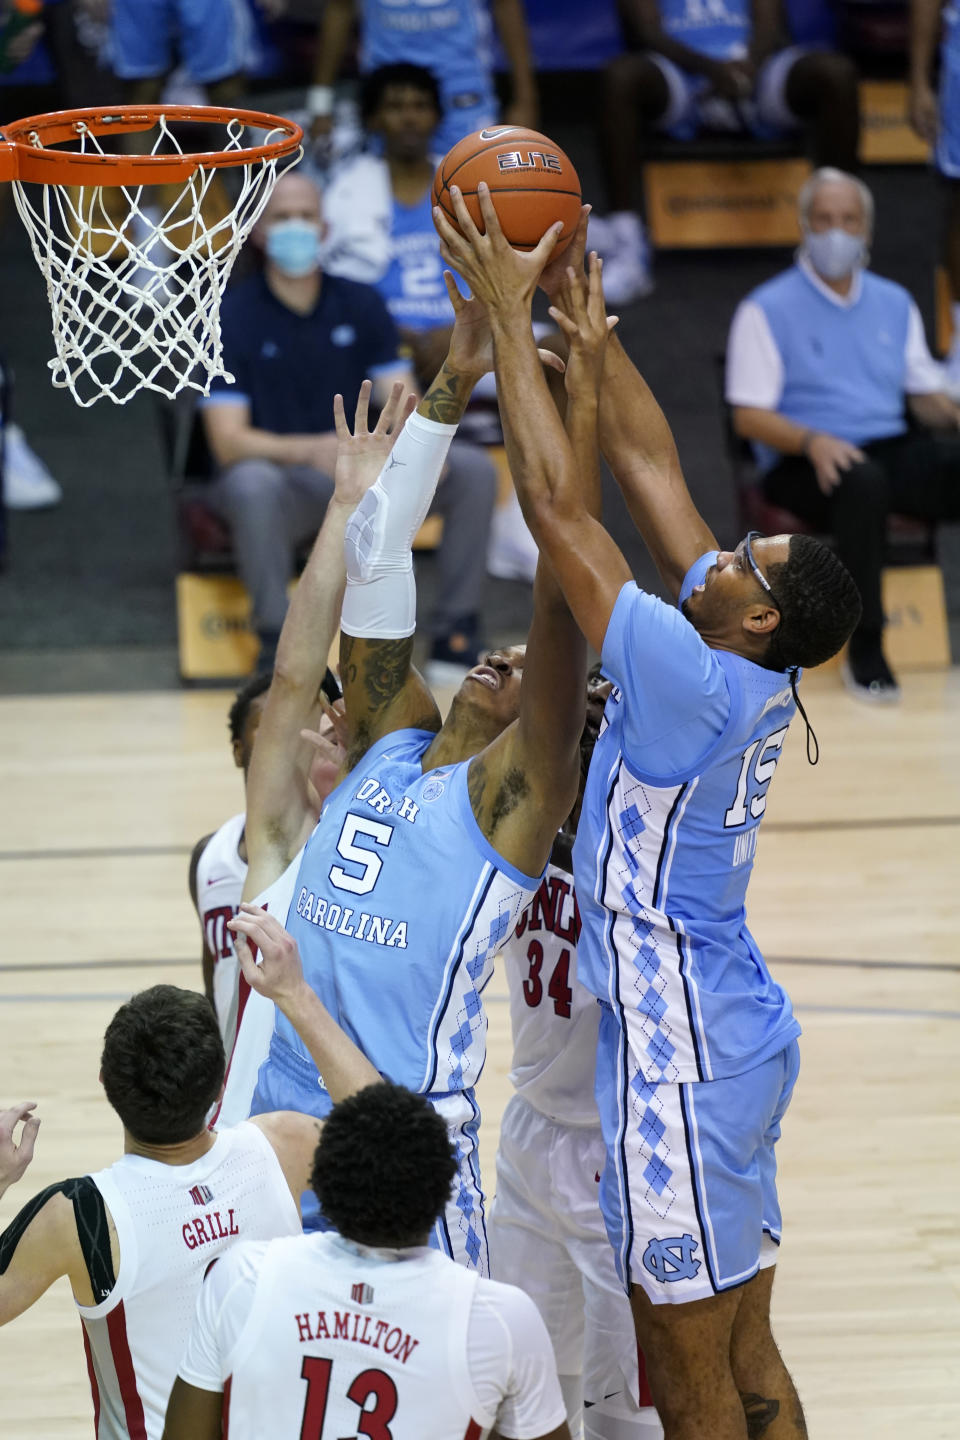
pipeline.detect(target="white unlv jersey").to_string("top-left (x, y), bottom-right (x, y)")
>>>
top-left (502, 858), bottom-right (601, 1127)
top-left (78, 1123), bottom-right (300, 1440)
top-left (196, 812), bottom-right (247, 1049)
top-left (211, 848), bottom-right (304, 1130)
top-left (180, 1231), bottom-right (566, 1439)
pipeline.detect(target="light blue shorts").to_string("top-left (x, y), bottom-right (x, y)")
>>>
top-left (595, 1005), bottom-right (800, 1305)
top-left (434, 87), bottom-right (498, 158)
top-left (252, 1031), bottom-right (490, 1273)
top-left (649, 45), bottom-right (813, 142)
top-left (110, 0), bottom-right (251, 84)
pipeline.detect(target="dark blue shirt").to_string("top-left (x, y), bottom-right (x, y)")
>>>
top-left (206, 271), bottom-right (402, 433)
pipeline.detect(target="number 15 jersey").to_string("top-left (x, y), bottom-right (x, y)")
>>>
top-left (574, 554), bottom-right (802, 1086)
top-left (279, 728), bottom-right (542, 1099)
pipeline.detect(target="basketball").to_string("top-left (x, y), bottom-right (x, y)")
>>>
top-left (432, 125), bottom-right (581, 256)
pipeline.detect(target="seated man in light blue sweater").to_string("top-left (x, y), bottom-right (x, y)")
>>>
top-left (726, 167), bottom-right (960, 702)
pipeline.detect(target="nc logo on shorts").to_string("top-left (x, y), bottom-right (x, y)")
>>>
top-left (642, 1234), bottom-right (701, 1283)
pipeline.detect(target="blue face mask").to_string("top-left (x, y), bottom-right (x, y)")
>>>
top-left (265, 218), bottom-right (322, 277)
top-left (803, 227), bottom-right (866, 282)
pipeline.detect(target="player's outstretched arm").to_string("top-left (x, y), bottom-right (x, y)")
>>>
top-left (338, 310), bottom-right (492, 765)
top-left (540, 206), bottom-right (717, 600)
top-left (436, 184), bottom-right (632, 656)
top-left (229, 906), bottom-right (381, 1102)
top-left (0, 1108), bottom-right (94, 1325)
top-left (244, 381), bottom-right (416, 898)
top-left (491, 0), bottom-right (539, 128)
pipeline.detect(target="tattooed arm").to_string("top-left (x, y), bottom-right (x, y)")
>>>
top-left (340, 284), bottom-right (492, 764)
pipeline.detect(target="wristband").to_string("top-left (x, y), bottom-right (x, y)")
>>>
top-left (307, 85), bottom-right (334, 117)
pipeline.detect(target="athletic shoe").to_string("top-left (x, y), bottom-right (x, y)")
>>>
top-left (841, 635), bottom-right (900, 704)
top-left (597, 212), bottom-right (654, 304)
top-left (487, 494), bottom-right (539, 583)
top-left (2, 425), bottom-right (63, 510)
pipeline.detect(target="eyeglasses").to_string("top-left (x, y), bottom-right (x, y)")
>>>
top-left (743, 531), bottom-right (780, 612)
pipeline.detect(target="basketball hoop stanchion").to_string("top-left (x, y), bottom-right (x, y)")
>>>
top-left (0, 105), bottom-right (303, 407)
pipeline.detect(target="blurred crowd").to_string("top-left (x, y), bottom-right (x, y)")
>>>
top-left (1, 1), bottom-right (959, 701)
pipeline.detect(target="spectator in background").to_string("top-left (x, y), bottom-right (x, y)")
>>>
top-left (911, 0), bottom-right (960, 395)
top-left (322, 61), bottom-right (540, 583)
top-left (202, 171), bottom-right (497, 677)
top-left (726, 168), bottom-right (960, 703)
top-left (307, 0), bottom-right (538, 158)
top-left (108, 0), bottom-right (250, 107)
top-left (595, 0), bottom-right (861, 303)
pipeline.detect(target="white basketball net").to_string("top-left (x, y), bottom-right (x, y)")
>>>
top-left (9, 114), bottom-right (302, 407)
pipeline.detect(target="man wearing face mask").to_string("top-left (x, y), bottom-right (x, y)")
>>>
top-left (726, 167), bottom-right (960, 702)
top-left (203, 172), bottom-right (496, 675)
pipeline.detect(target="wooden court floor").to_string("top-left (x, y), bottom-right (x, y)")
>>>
top-left (1, 668), bottom-right (958, 1438)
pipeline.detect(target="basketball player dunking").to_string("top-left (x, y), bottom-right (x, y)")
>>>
top-left (249, 272), bottom-right (601, 1272)
top-left (438, 188), bottom-right (861, 1439)
top-left (0, 925), bottom-right (380, 1440)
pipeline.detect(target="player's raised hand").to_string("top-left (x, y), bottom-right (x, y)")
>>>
top-left (539, 203), bottom-right (591, 302)
top-left (332, 379), bottom-right (418, 509)
top-left (548, 252), bottom-right (618, 394)
top-left (442, 271), bottom-right (565, 378)
top-left (434, 180), bottom-right (562, 316)
top-left (0, 1102), bottom-right (40, 1198)
top-left (228, 905), bottom-right (308, 1012)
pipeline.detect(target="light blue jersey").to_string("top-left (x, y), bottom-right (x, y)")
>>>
top-left (657, 0), bottom-right (751, 61)
top-left (277, 727), bottom-right (541, 1095)
top-left (359, 0), bottom-right (497, 153)
top-left (377, 193), bottom-right (456, 332)
top-left (574, 554), bottom-right (801, 1088)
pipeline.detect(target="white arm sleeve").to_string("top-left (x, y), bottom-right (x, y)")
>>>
top-left (904, 300), bottom-right (946, 394)
top-left (341, 410), bottom-right (459, 640)
top-left (725, 299), bottom-right (785, 410)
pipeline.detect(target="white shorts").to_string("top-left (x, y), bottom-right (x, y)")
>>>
top-left (488, 1094), bottom-right (658, 1437)
top-left (649, 45), bottom-right (813, 140)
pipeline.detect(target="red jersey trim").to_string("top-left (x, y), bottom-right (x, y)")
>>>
top-left (207, 910), bottom-right (264, 1129)
top-left (106, 1300), bottom-right (148, 1440)
top-left (81, 1323), bottom-right (101, 1435)
top-left (463, 1422), bottom-right (482, 1440)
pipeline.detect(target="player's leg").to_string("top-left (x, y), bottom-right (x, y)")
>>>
top-left (771, 48), bottom-right (860, 171)
top-left (595, 1010), bottom-right (797, 1439)
top-left (729, 1268), bottom-right (806, 1438)
top-left (729, 1039), bottom-right (805, 1437)
top-left (563, 1126), bottom-right (661, 1438)
top-left (488, 1096), bottom-right (587, 1432)
top-left (425, 439), bottom-right (496, 678)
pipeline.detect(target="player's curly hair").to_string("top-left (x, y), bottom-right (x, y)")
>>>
top-left (311, 1082), bottom-right (457, 1247)
top-left (227, 671), bottom-right (272, 746)
top-left (101, 986), bottom-right (225, 1145)
top-left (764, 534), bottom-right (862, 671)
top-left (361, 63), bottom-right (443, 124)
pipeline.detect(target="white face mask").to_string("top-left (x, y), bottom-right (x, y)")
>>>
top-left (802, 227), bottom-right (867, 282)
